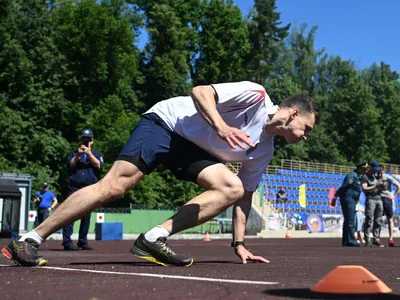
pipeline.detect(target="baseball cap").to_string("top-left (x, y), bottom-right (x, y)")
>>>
top-left (43, 182), bottom-right (48, 187)
top-left (369, 161), bottom-right (380, 168)
top-left (80, 128), bottom-right (94, 139)
top-left (356, 161), bottom-right (368, 169)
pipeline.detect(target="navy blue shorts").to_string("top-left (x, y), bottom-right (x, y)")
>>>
top-left (116, 113), bottom-right (220, 183)
top-left (382, 197), bottom-right (393, 219)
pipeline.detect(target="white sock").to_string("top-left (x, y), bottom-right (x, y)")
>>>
top-left (19, 230), bottom-right (44, 244)
top-left (144, 225), bottom-right (170, 242)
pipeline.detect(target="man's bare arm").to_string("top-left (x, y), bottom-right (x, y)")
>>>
top-left (191, 85), bottom-right (254, 149)
top-left (232, 191), bottom-right (269, 264)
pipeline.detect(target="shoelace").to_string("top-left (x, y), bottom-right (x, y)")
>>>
top-left (24, 239), bottom-right (39, 255)
top-left (156, 239), bottom-right (176, 255)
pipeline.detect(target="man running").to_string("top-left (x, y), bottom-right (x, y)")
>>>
top-left (2, 81), bottom-right (319, 267)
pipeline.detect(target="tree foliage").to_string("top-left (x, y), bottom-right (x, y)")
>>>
top-left (1, 0), bottom-right (399, 207)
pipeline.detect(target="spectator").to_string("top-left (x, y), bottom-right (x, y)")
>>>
top-left (354, 203), bottom-right (365, 244)
top-left (335, 162), bottom-right (368, 247)
top-left (378, 165), bottom-right (400, 247)
top-left (34, 183), bottom-right (58, 226)
top-left (362, 161), bottom-right (384, 247)
top-left (276, 187), bottom-right (288, 203)
top-left (62, 129), bottom-right (104, 251)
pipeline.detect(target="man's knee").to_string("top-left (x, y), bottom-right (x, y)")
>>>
top-left (96, 160), bottom-right (143, 205)
top-left (217, 176), bottom-right (245, 203)
top-left (96, 179), bottom-right (126, 205)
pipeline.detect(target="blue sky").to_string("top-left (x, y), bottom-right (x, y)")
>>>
top-left (234, 0), bottom-right (400, 72)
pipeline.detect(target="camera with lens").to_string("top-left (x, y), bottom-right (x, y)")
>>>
top-left (81, 138), bottom-right (91, 147)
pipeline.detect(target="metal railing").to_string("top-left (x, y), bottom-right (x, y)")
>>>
top-left (228, 159), bottom-right (400, 176)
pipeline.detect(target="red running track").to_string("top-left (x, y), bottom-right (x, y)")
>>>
top-left (0, 238), bottom-right (399, 299)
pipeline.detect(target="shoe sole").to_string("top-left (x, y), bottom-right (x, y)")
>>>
top-left (1, 247), bottom-right (48, 267)
top-left (129, 245), bottom-right (194, 267)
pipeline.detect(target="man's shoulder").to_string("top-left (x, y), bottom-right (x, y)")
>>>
top-left (91, 150), bottom-right (103, 156)
top-left (347, 170), bottom-right (356, 177)
top-left (384, 173), bottom-right (396, 182)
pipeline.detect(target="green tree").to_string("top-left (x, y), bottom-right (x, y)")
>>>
top-left (289, 24), bottom-right (325, 95)
top-left (51, 0), bottom-right (143, 140)
top-left (245, 0), bottom-right (290, 85)
top-left (362, 63), bottom-right (400, 163)
top-left (192, 0), bottom-right (249, 85)
top-left (0, 0), bottom-right (70, 197)
top-left (137, 0), bottom-right (200, 107)
top-left (324, 57), bottom-right (388, 163)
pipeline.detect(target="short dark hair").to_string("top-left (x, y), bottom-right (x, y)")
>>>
top-left (280, 94), bottom-right (320, 125)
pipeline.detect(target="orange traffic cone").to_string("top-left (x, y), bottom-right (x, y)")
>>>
top-left (311, 265), bottom-right (392, 294)
top-left (203, 232), bottom-right (212, 242)
top-left (285, 230), bottom-right (292, 238)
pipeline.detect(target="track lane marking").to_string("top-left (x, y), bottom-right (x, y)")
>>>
top-left (0, 264), bottom-right (279, 285)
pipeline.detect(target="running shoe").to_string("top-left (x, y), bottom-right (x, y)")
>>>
top-left (130, 234), bottom-right (194, 267)
top-left (1, 238), bottom-right (47, 267)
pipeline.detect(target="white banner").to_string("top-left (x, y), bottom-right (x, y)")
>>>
top-left (96, 212), bottom-right (105, 223)
top-left (28, 210), bottom-right (37, 222)
top-left (267, 213), bottom-right (281, 230)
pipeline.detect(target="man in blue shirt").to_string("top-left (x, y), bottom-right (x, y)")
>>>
top-left (62, 129), bottom-right (104, 251)
top-left (34, 183), bottom-right (58, 225)
top-left (335, 162), bottom-right (368, 247)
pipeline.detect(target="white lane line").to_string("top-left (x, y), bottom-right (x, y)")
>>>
top-left (0, 264), bottom-right (278, 285)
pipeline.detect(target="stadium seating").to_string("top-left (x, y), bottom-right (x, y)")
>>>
top-left (262, 170), bottom-right (400, 216)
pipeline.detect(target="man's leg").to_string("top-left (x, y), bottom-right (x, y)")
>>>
top-left (42, 208), bottom-right (50, 223)
top-left (382, 197), bottom-right (394, 245)
top-left (161, 164), bottom-right (244, 235)
top-left (62, 223), bottom-right (74, 247)
top-left (364, 200), bottom-right (373, 245)
top-left (37, 210), bottom-right (44, 225)
top-left (32, 161), bottom-right (142, 241)
top-left (372, 200), bottom-right (383, 244)
top-left (388, 218), bottom-right (394, 240)
top-left (346, 199), bottom-right (357, 245)
top-left (340, 199), bottom-right (348, 246)
top-left (131, 164), bottom-right (244, 266)
top-left (77, 213), bottom-right (92, 249)
top-left (1, 161), bottom-right (142, 266)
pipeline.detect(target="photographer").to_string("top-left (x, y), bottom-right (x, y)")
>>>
top-left (34, 183), bottom-right (58, 226)
top-left (378, 165), bottom-right (400, 247)
top-left (62, 129), bottom-right (104, 251)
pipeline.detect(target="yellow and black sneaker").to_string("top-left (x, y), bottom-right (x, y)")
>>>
top-left (130, 234), bottom-right (194, 267)
top-left (1, 238), bottom-right (48, 267)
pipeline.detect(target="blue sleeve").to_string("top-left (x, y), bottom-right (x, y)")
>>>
top-left (341, 173), bottom-right (355, 191)
top-left (35, 191), bottom-right (40, 197)
top-left (66, 152), bottom-right (76, 169)
top-left (49, 191), bottom-right (56, 199)
top-left (94, 151), bottom-right (104, 169)
top-left (337, 173), bottom-right (353, 196)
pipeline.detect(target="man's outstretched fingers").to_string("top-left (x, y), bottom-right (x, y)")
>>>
top-left (246, 255), bottom-right (270, 264)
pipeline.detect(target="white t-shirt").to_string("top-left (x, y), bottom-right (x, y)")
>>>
top-left (144, 81), bottom-right (279, 191)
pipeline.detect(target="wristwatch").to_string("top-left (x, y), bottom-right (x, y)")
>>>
top-left (231, 241), bottom-right (245, 248)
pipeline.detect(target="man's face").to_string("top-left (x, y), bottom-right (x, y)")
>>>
top-left (282, 110), bottom-right (316, 144)
top-left (367, 167), bottom-right (376, 175)
top-left (358, 167), bottom-right (367, 175)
